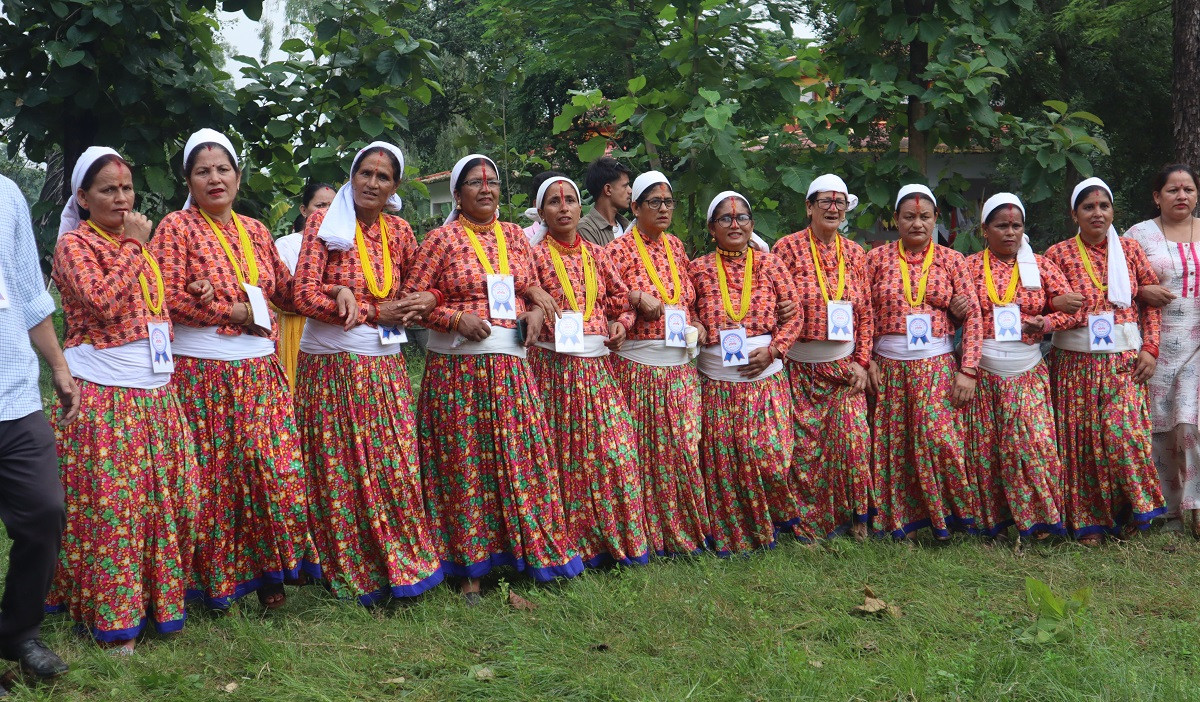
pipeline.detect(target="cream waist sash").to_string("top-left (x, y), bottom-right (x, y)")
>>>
top-left (172, 325), bottom-right (275, 361)
top-left (427, 327), bottom-right (526, 358)
top-left (787, 339), bottom-right (854, 364)
top-left (299, 319), bottom-right (403, 357)
top-left (534, 334), bottom-right (609, 358)
top-left (873, 334), bottom-right (953, 361)
top-left (697, 334), bottom-right (783, 383)
top-left (613, 339), bottom-right (691, 367)
top-left (1052, 322), bottom-right (1141, 354)
top-left (979, 339), bottom-right (1042, 377)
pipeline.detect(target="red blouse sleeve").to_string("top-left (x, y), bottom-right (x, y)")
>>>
top-left (53, 232), bottom-right (144, 322)
top-left (149, 213), bottom-right (238, 327)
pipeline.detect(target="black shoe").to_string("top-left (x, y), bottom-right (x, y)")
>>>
top-left (12, 639), bottom-right (68, 679)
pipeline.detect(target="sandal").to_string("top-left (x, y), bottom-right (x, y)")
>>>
top-left (257, 583), bottom-right (286, 610)
top-left (1077, 534), bottom-right (1102, 548)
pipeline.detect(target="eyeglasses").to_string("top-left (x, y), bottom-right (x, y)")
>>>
top-left (462, 178), bottom-right (499, 190)
top-left (715, 214), bottom-right (752, 226)
top-left (815, 198), bottom-right (848, 211)
top-left (643, 198), bottom-right (676, 210)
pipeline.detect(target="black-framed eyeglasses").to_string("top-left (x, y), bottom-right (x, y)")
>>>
top-left (816, 198), bottom-right (848, 211)
top-left (644, 197), bottom-right (676, 210)
top-left (462, 178), bottom-right (499, 190)
top-left (715, 213), bottom-right (752, 226)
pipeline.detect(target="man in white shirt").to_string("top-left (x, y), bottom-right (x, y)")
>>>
top-left (0, 174), bottom-right (76, 689)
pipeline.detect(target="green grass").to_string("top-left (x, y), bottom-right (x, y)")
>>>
top-left (8, 534), bottom-right (1200, 701)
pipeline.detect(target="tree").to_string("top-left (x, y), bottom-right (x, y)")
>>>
top-left (0, 0), bottom-right (259, 264)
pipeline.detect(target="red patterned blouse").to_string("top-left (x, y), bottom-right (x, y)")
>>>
top-left (773, 228), bottom-right (875, 367)
top-left (294, 209), bottom-right (418, 327)
top-left (149, 206), bottom-right (295, 339)
top-left (533, 234), bottom-right (637, 341)
top-left (689, 250), bottom-right (804, 357)
top-left (865, 240), bottom-right (983, 369)
top-left (606, 230), bottom-right (697, 341)
top-left (53, 223), bottom-right (171, 349)
top-left (402, 218), bottom-right (538, 332)
top-left (1043, 235), bottom-right (1162, 355)
top-left (963, 251), bottom-right (1077, 346)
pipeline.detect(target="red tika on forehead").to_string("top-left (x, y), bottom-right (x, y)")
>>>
top-left (481, 167), bottom-right (489, 189)
top-left (728, 196), bottom-right (739, 216)
top-left (558, 182), bottom-right (566, 202)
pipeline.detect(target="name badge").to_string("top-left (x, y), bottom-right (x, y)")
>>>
top-left (0, 265), bottom-right (10, 310)
top-left (555, 311), bottom-right (585, 353)
top-left (243, 283), bottom-right (272, 331)
top-left (486, 274), bottom-right (517, 320)
top-left (378, 324), bottom-right (407, 345)
top-left (663, 306), bottom-right (688, 347)
top-left (1088, 312), bottom-right (1116, 351)
top-left (906, 313), bottom-right (932, 350)
top-left (148, 322), bottom-right (174, 373)
top-left (720, 326), bottom-right (749, 366)
top-left (827, 301), bottom-right (854, 341)
top-left (992, 304), bottom-right (1022, 341)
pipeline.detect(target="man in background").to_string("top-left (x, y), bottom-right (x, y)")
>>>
top-left (577, 157), bottom-right (632, 246)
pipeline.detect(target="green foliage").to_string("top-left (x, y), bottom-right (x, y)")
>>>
top-left (229, 0), bottom-right (441, 232)
top-left (1020, 576), bottom-right (1092, 644)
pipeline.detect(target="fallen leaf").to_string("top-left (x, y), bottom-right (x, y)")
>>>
top-left (850, 586), bottom-right (902, 618)
top-left (507, 592), bottom-right (537, 611)
top-left (223, 682), bottom-right (239, 693)
top-left (380, 677), bottom-right (406, 685)
top-left (861, 641), bottom-right (879, 653)
top-left (472, 666), bottom-right (495, 681)
top-left (809, 660), bottom-right (824, 668)
top-left (1163, 543), bottom-right (1178, 554)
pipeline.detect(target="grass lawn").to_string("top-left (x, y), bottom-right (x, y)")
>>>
top-left (19, 299), bottom-right (1200, 700)
top-left (6, 533), bottom-right (1200, 701)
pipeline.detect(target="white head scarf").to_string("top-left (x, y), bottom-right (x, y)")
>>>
top-left (806, 174), bottom-right (859, 211)
top-left (704, 190), bottom-right (771, 252)
top-left (618, 171), bottom-right (673, 237)
top-left (895, 184), bottom-right (937, 210)
top-left (315, 141), bottom-right (405, 252)
top-left (58, 146), bottom-right (122, 239)
top-left (981, 192), bottom-right (1041, 290)
top-left (181, 128), bottom-right (240, 211)
top-left (1070, 177), bottom-right (1130, 307)
top-left (524, 176), bottom-right (580, 246)
top-left (444, 154), bottom-right (500, 226)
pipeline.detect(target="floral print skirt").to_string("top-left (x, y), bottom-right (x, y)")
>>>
top-left (959, 362), bottom-right (1065, 538)
top-left (173, 355), bottom-right (319, 608)
top-left (1049, 349), bottom-right (1165, 537)
top-left (47, 380), bottom-right (200, 641)
top-left (872, 353), bottom-right (979, 539)
top-left (295, 352), bottom-right (444, 604)
top-left (529, 348), bottom-right (649, 567)
top-left (786, 358), bottom-right (873, 539)
top-left (698, 372), bottom-right (800, 555)
top-left (417, 351), bottom-right (582, 581)
top-left (608, 356), bottom-right (710, 556)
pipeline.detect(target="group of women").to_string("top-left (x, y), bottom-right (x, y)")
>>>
top-left (42, 126), bottom-right (1198, 651)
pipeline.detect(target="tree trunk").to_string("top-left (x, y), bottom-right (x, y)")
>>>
top-left (905, 0), bottom-right (934, 176)
top-left (1174, 0), bottom-right (1200, 168)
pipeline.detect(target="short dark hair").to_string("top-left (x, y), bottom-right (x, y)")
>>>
top-left (301, 181), bottom-right (336, 208)
top-left (184, 142), bottom-right (238, 178)
top-left (352, 147), bottom-right (400, 181)
top-left (1151, 163), bottom-right (1199, 196)
top-left (77, 153), bottom-right (132, 219)
top-left (453, 157), bottom-right (497, 192)
top-left (584, 157), bottom-right (631, 200)
top-left (531, 170), bottom-right (568, 206)
top-left (294, 181), bottom-right (335, 231)
top-left (1072, 185), bottom-right (1111, 211)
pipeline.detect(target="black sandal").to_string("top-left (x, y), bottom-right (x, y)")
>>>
top-left (257, 582), bottom-right (286, 610)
